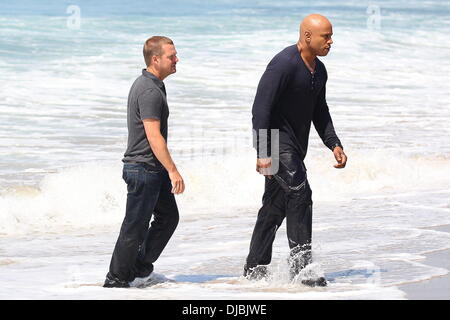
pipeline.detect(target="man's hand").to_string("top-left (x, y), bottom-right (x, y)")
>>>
top-left (168, 169), bottom-right (185, 194)
top-left (256, 158), bottom-right (273, 178)
top-left (333, 146), bottom-right (347, 169)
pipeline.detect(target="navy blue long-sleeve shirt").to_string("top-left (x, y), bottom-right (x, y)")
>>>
top-left (252, 44), bottom-right (342, 159)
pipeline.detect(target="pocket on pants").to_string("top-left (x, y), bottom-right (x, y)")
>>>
top-left (123, 169), bottom-right (139, 194)
top-left (274, 152), bottom-right (307, 193)
top-left (143, 165), bottom-right (162, 174)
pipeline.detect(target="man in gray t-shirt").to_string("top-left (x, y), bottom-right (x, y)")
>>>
top-left (122, 68), bottom-right (169, 169)
top-left (104, 36), bottom-right (185, 288)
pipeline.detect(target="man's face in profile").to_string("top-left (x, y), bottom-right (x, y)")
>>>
top-left (310, 25), bottom-right (333, 57)
top-left (157, 44), bottom-right (179, 78)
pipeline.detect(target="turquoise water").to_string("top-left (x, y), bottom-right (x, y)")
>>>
top-left (1, 0), bottom-right (449, 186)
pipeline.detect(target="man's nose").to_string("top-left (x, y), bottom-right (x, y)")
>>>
top-left (328, 38), bottom-right (333, 44)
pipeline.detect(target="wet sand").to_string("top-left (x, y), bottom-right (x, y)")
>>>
top-left (398, 225), bottom-right (450, 300)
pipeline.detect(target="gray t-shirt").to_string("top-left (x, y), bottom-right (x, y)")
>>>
top-left (122, 69), bottom-right (169, 169)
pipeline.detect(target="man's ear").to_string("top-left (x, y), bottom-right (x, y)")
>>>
top-left (304, 30), bottom-right (311, 43)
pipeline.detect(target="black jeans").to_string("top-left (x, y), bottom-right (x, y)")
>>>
top-left (107, 163), bottom-right (179, 282)
top-left (246, 151), bottom-right (313, 276)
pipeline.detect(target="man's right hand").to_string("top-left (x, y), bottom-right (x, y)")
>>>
top-left (256, 158), bottom-right (273, 179)
top-left (168, 170), bottom-right (185, 194)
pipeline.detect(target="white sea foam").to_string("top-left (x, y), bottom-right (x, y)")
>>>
top-left (1, 150), bottom-right (449, 236)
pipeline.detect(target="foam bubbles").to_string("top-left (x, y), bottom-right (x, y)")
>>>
top-left (1, 150), bottom-right (449, 236)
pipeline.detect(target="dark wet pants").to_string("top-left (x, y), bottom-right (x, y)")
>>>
top-left (107, 163), bottom-right (179, 282)
top-left (245, 152), bottom-right (313, 276)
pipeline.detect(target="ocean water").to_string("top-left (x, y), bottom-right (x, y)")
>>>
top-left (0, 0), bottom-right (449, 299)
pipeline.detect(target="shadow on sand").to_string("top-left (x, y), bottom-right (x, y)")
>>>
top-left (171, 268), bottom-right (388, 285)
top-left (325, 268), bottom-right (388, 283)
top-left (173, 274), bottom-right (238, 283)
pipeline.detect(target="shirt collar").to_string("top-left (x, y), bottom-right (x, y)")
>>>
top-left (142, 69), bottom-right (165, 89)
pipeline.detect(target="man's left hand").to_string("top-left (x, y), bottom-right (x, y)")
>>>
top-left (333, 146), bottom-right (347, 169)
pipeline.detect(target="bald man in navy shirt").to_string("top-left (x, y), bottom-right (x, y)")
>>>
top-left (245, 14), bottom-right (347, 286)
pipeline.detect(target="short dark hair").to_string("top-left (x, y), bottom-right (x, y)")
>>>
top-left (143, 36), bottom-right (174, 67)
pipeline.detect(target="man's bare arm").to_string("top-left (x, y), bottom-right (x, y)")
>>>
top-left (143, 118), bottom-right (185, 194)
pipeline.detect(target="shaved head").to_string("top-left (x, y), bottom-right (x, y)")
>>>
top-left (298, 14), bottom-right (334, 57)
top-left (300, 14), bottom-right (332, 40)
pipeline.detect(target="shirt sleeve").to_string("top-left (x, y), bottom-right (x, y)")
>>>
top-left (313, 85), bottom-right (343, 151)
top-left (137, 88), bottom-right (163, 121)
top-left (252, 55), bottom-right (292, 157)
